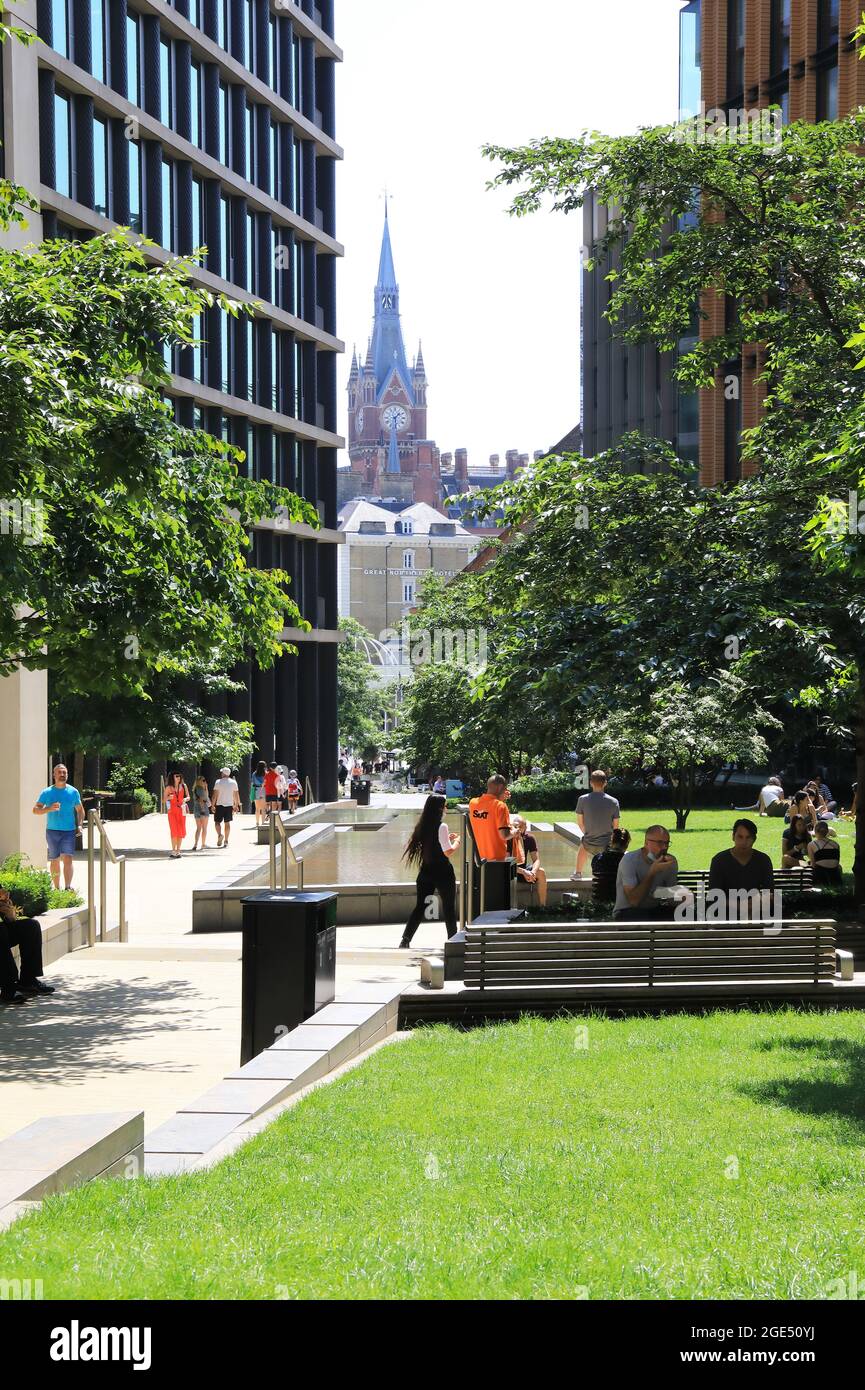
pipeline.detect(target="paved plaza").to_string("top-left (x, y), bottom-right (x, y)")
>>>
top-left (0, 799), bottom-right (437, 1141)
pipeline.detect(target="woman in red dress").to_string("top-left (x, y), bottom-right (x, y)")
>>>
top-left (164, 770), bottom-right (189, 859)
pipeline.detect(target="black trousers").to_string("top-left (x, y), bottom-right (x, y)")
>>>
top-left (0, 917), bottom-right (44, 990)
top-left (403, 862), bottom-right (458, 944)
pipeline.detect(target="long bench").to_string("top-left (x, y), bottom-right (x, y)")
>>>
top-left (464, 919), bottom-right (837, 992)
top-left (675, 867), bottom-right (817, 892)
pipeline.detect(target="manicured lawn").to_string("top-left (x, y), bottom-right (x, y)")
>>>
top-left (522, 805), bottom-right (856, 874)
top-left (4, 1010), bottom-right (865, 1299)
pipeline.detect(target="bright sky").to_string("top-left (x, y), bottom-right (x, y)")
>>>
top-left (334, 0), bottom-right (686, 465)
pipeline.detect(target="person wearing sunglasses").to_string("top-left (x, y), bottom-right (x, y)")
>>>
top-left (614, 825), bottom-right (680, 920)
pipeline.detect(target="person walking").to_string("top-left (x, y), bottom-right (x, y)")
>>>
top-left (164, 770), bottom-right (189, 858)
top-left (211, 767), bottom-right (241, 847)
top-left (0, 887), bottom-right (56, 1004)
top-left (399, 794), bottom-right (461, 948)
top-left (191, 776), bottom-right (211, 850)
top-left (338, 758), bottom-right (349, 798)
top-left (285, 769), bottom-right (303, 815)
top-left (250, 761), bottom-right (267, 827)
top-left (263, 762), bottom-right (281, 821)
top-left (33, 763), bottom-right (83, 891)
top-left (573, 770), bottom-right (621, 879)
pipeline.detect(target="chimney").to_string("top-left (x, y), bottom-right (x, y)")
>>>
top-left (455, 448), bottom-right (468, 484)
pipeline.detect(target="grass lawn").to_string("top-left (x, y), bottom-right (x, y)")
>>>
top-left (521, 805), bottom-right (856, 875)
top-left (3, 1010), bottom-right (865, 1299)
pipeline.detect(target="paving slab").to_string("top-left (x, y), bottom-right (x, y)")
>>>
top-left (143, 1112), bottom-right (241, 1155)
top-left (179, 1078), bottom-right (303, 1118)
top-left (226, 1049), bottom-right (328, 1082)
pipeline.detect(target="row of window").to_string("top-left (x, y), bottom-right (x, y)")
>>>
top-left (165, 308), bottom-right (308, 420)
top-left (47, 0), bottom-right (310, 116)
top-left (51, 87), bottom-right (310, 316)
top-left (729, 0), bottom-right (841, 106)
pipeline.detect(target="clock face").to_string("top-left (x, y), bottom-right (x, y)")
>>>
top-left (382, 404), bottom-right (409, 432)
top-left (356, 409), bottom-right (365, 434)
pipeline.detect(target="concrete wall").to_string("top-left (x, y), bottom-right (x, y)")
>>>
top-left (0, 667), bottom-right (48, 866)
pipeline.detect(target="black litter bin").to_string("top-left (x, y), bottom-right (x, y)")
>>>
top-left (240, 892), bottom-right (337, 1064)
top-left (470, 858), bottom-right (516, 920)
top-left (352, 778), bottom-right (371, 807)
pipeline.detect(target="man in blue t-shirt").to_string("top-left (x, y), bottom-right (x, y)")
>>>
top-left (33, 764), bottom-right (83, 890)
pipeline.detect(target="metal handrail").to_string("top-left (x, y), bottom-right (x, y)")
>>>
top-left (305, 775), bottom-right (314, 807)
top-left (86, 809), bottom-right (128, 948)
top-left (269, 813), bottom-right (305, 891)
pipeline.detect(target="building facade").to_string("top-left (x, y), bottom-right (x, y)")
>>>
top-left (0, 0), bottom-right (344, 812)
top-left (581, 0), bottom-right (863, 487)
top-left (337, 500), bottom-right (477, 674)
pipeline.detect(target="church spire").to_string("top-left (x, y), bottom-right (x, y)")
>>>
top-left (370, 206), bottom-right (412, 399)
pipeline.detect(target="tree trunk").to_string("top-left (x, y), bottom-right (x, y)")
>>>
top-left (674, 766), bottom-right (693, 833)
top-left (73, 750), bottom-right (85, 794)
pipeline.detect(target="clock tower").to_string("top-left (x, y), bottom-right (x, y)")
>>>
top-left (345, 206), bottom-right (438, 507)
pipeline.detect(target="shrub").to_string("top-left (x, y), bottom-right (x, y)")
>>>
top-left (508, 771), bottom-right (582, 811)
top-left (107, 762), bottom-right (147, 797)
top-left (0, 868), bottom-right (52, 917)
top-left (133, 787), bottom-right (156, 815)
top-left (48, 888), bottom-right (84, 910)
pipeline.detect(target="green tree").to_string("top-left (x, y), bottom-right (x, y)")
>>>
top-left (481, 108), bottom-right (865, 892)
top-left (587, 673), bottom-right (779, 831)
top-left (337, 618), bottom-right (386, 751)
top-left (0, 230), bottom-right (315, 694)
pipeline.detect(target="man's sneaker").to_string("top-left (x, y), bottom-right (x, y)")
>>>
top-left (1, 988), bottom-right (27, 1005)
top-left (18, 979), bottom-right (56, 996)
top-left (569, 872), bottom-right (584, 881)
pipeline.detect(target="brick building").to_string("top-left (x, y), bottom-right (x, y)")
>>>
top-left (581, 0), bottom-right (864, 486)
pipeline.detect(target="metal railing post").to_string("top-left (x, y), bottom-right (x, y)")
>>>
top-left (305, 775), bottom-right (314, 807)
top-left (99, 833), bottom-right (107, 942)
top-left (298, 858), bottom-right (304, 892)
top-left (281, 828), bottom-right (288, 890)
top-left (119, 858), bottom-right (127, 941)
top-left (269, 815), bottom-right (277, 890)
top-left (87, 810), bottom-right (96, 948)
top-left (480, 860), bottom-right (487, 917)
top-left (459, 811), bottom-right (468, 933)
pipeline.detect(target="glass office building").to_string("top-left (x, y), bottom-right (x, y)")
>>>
top-left (11, 0), bottom-right (343, 798)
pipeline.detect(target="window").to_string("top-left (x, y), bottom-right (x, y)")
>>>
top-left (220, 194), bottom-right (232, 280)
top-left (246, 209), bottom-right (256, 291)
top-left (93, 115), bottom-right (109, 216)
top-left (818, 0), bottom-right (840, 51)
top-left (816, 62), bottom-right (839, 120)
top-left (270, 120), bottom-right (280, 200)
top-left (220, 309), bottom-right (230, 391)
top-left (160, 39), bottom-right (172, 128)
top-left (128, 138), bottom-right (142, 231)
top-left (219, 83), bottom-right (230, 164)
top-left (770, 0), bottom-right (790, 75)
top-left (272, 329), bottom-right (280, 410)
top-left (398, 518), bottom-right (414, 536)
top-left (291, 32), bottom-right (302, 108)
top-left (247, 318), bottom-right (254, 401)
top-left (246, 101), bottom-right (255, 183)
top-left (90, 0), bottom-right (106, 83)
top-left (293, 340), bottom-right (303, 416)
top-left (727, 0), bottom-right (745, 98)
top-left (192, 313), bottom-right (205, 384)
top-left (53, 91), bottom-right (72, 197)
top-left (216, 0), bottom-right (228, 50)
top-left (161, 156), bottom-right (174, 250)
top-left (403, 551), bottom-right (414, 571)
top-left (403, 583), bottom-right (415, 605)
top-left (270, 15), bottom-right (279, 92)
top-left (126, 14), bottom-right (140, 106)
top-left (51, 0), bottom-right (69, 57)
top-left (190, 62), bottom-right (202, 148)
top-left (292, 237), bottom-right (302, 315)
top-left (191, 174), bottom-right (204, 255)
top-left (246, 0), bottom-right (256, 71)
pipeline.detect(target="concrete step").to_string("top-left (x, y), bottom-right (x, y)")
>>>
top-left (0, 1111), bottom-right (144, 1215)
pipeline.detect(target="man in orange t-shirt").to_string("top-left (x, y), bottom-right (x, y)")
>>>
top-left (469, 776), bottom-right (512, 861)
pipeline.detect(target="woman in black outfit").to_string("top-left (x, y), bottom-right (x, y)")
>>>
top-left (399, 795), bottom-right (461, 948)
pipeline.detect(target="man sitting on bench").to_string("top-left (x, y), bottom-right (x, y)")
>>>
top-left (614, 826), bottom-right (680, 921)
top-left (707, 818), bottom-right (774, 920)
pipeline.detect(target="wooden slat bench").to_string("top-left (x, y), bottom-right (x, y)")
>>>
top-left (676, 867), bottom-right (816, 892)
top-left (464, 920), bottom-right (837, 992)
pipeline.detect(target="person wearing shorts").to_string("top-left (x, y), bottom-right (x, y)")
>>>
top-left (263, 763), bottom-right (281, 819)
top-left (33, 764), bottom-right (83, 890)
top-left (573, 771), bottom-right (621, 879)
top-left (211, 768), bottom-right (241, 848)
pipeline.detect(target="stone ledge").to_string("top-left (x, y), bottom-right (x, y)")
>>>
top-left (0, 1111), bottom-right (143, 1205)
